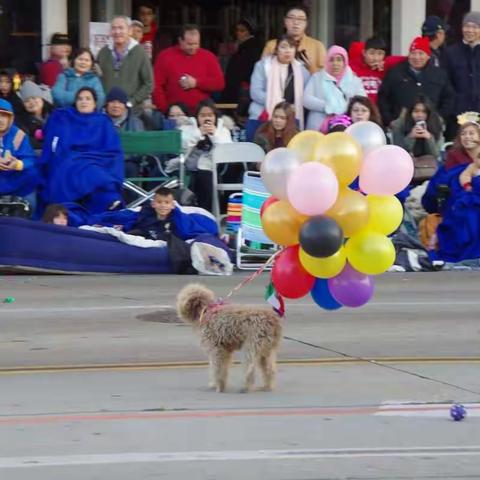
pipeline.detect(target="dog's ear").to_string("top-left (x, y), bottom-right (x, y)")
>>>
top-left (177, 284), bottom-right (214, 323)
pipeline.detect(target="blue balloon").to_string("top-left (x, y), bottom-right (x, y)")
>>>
top-left (311, 279), bottom-right (342, 311)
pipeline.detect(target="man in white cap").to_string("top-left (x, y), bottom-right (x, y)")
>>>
top-left (446, 12), bottom-right (480, 124)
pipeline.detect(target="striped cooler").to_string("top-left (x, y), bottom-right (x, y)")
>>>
top-left (241, 172), bottom-right (273, 246)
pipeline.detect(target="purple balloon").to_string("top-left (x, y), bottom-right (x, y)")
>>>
top-left (328, 263), bottom-right (374, 308)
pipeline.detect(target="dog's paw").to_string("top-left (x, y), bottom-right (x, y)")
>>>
top-left (215, 386), bottom-right (226, 393)
top-left (258, 385), bottom-right (274, 392)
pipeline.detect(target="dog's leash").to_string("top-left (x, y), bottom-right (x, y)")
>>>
top-left (224, 249), bottom-right (282, 301)
top-left (199, 250), bottom-right (282, 325)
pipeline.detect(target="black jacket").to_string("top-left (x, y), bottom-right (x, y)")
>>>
top-left (130, 204), bottom-right (174, 241)
top-left (378, 60), bottom-right (454, 126)
top-left (16, 101), bottom-right (53, 150)
top-left (445, 41), bottom-right (480, 115)
top-left (0, 92), bottom-right (25, 117)
top-left (221, 36), bottom-right (262, 103)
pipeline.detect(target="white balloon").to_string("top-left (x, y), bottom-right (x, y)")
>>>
top-left (260, 148), bottom-right (302, 200)
top-left (345, 121), bottom-right (386, 155)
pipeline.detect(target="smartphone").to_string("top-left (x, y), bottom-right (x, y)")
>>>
top-left (416, 120), bottom-right (427, 129)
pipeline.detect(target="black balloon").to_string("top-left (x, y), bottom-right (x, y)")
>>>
top-left (299, 216), bottom-right (344, 258)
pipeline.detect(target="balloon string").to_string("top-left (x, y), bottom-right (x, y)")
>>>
top-left (224, 249), bottom-right (282, 301)
top-left (283, 336), bottom-right (480, 397)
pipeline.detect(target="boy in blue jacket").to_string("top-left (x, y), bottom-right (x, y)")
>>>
top-left (0, 99), bottom-right (39, 207)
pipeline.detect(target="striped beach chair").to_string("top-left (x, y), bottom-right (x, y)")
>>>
top-left (236, 171), bottom-right (278, 269)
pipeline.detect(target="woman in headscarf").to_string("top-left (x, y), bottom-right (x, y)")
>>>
top-left (303, 45), bottom-right (365, 132)
top-left (41, 87), bottom-right (124, 214)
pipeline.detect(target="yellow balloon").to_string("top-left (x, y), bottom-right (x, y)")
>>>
top-left (326, 188), bottom-right (369, 237)
top-left (365, 195), bottom-right (404, 235)
top-left (287, 130), bottom-right (324, 163)
top-left (314, 132), bottom-right (362, 186)
top-left (261, 200), bottom-right (307, 246)
top-left (345, 231), bottom-right (396, 275)
top-left (299, 247), bottom-right (347, 279)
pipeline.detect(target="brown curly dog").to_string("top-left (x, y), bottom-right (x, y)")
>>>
top-left (176, 283), bottom-right (283, 393)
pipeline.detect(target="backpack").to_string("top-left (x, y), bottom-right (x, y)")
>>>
top-left (0, 196), bottom-right (31, 219)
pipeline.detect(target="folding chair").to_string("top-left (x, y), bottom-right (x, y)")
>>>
top-left (211, 142), bottom-right (265, 221)
top-left (120, 130), bottom-right (185, 208)
top-left (236, 171), bottom-right (278, 270)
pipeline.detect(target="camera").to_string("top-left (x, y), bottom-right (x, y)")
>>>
top-left (196, 135), bottom-right (213, 152)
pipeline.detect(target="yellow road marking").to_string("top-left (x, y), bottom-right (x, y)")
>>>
top-left (1, 357), bottom-right (479, 375)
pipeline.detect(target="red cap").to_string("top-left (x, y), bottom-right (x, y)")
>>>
top-left (409, 36), bottom-right (431, 56)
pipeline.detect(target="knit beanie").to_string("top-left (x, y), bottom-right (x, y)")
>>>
top-left (463, 11), bottom-right (480, 27)
top-left (409, 37), bottom-right (431, 56)
top-left (106, 87), bottom-right (129, 105)
top-left (19, 81), bottom-right (44, 101)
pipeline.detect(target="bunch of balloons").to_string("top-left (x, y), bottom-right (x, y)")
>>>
top-left (260, 122), bottom-right (414, 310)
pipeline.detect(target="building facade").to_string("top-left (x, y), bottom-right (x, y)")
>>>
top-left (0, 0), bottom-right (476, 74)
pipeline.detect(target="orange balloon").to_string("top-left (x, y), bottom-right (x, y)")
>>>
top-left (326, 188), bottom-right (370, 237)
top-left (261, 200), bottom-right (307, 246)
top-left (314, 132), bottom-right (362, 186)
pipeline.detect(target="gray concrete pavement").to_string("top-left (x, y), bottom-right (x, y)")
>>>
top-left (0, 272), bottom-right (479, 478)
top-left (0, 364), bottom-right (479, 479)
top-left (1, 272), bottom-right (480, 367)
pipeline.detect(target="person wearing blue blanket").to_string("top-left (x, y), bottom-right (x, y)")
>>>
top-left (127, 187), bottom-right (218, 273)
top-left (422, 117), bottom-right (480, 263)
top-left (0, 99), bottom-right (39, 202)
top-left (41, 87), bottom-right (124, 214)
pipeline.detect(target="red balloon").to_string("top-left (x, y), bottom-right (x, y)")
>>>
top-left (260, 196), bottom-right (279, 218)
top-left (272, 246), bottom-right (315, 299)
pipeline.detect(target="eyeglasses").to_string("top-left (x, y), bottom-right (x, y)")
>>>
top-left (286, 15), bottom-right (307, 23)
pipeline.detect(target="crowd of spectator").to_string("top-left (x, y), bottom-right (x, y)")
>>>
top-left (2, 2), bottom-right (480, 262)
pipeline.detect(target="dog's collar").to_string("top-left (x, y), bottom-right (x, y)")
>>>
top-left (199, 299), bottom-right (226, 325)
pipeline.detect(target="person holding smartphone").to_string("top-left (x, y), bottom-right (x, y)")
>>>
top-left (392, 95), bottom-right (444, 182)
top-left (183, 100), bottom-right (232, 211)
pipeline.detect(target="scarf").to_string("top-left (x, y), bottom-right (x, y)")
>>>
top-left (326, 45), bottom-right (349, 82)
top-left (265, 56), bottom-right (305, 129)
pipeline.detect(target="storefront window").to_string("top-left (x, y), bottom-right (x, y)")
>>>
top-left (0, 0), bottom-right (41, 73)
top-left (334, 0), bottom-right (361, 48)
top-left (131, 0), bottom-right (307, 54)
top-left (427, 0), bottom-right (470, 44)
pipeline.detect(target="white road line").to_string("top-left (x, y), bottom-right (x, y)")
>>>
top-left (1, 446), bottom-right (479, 468)
top-left (2, 300), bottom-right (480, 315)
top-left (375, 403), bottom-right (480, 418)
top-left (0, 305), bottom-right (172, 314)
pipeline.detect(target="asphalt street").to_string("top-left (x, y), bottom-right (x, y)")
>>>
top-left (0, 272), bottom-right (479, 479)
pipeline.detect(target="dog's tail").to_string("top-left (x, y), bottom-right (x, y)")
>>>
top-left (176, 283), bottom-right (215, 324)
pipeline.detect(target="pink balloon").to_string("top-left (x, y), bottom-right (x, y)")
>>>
top-left (359, 145), bottom-right (414, 195)
top-left (287, 162), bottom-right (339, 216)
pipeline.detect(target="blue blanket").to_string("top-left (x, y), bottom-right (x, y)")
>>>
top-left (41, 107), bottom-right (124, 212)
top-left (67, 203), bottom-right (219, 240)
top-left (423, 165), bottom-right (480, 262)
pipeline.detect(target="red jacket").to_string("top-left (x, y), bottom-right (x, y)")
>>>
top-left (38, 59), bottom-right (63, 88)
top-left (153, 45), bottom-right (225, 113)
top-left (348, 42), bottom-right (405, 104)
top-left (445, 147), bottom-right (472, 171)
top-left (141, 23), bottom-right (157, 44)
